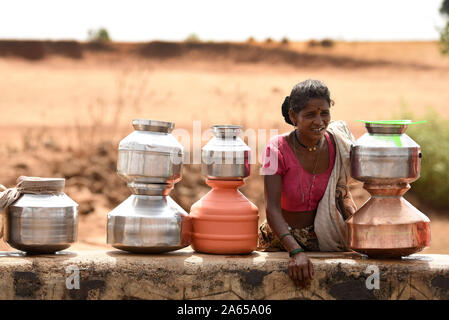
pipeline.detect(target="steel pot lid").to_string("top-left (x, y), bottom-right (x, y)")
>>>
top-left (356, 119), bottom-right (426, 134)
top-left (132, 119), bottom-right (175, 133)
top-left (18, 177), bottom-right (66, 193)
top-left (357, 119), bottom-right (426, 125)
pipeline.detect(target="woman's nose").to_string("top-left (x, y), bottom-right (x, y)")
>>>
top-left (313, 115), bottom-right (324, 125)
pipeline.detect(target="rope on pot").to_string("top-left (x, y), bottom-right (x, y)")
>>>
top-left (0, 183), bottom-right (21, 213)
top-left (0, 176), bottom-right (65, 212)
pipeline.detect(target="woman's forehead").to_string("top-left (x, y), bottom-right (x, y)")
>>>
top-left (301, 98), bottom-right (330, 111)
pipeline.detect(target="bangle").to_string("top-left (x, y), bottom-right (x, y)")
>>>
top-left (279, 233), bottom-right (291, 241)
top-left (289, 247), bottom-right (305, 257)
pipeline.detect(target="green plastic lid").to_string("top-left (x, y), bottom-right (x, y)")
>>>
top-left (356, 119), bottom-right (426, 125)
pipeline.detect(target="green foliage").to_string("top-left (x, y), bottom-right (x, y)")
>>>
top-left (184, 33), bottom-right (200, 43)
top-left (281, 37), bottom-right (289, 46)
top-left (441, 0), bottom-right (449, 16)
top-left (440, 20), bottom-right (449, 55)
top-left (400, 109), bottom-right (449, 209)
top-left (87, 28), bottom-right (111, 42)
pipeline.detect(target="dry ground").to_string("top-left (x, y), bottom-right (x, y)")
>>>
top-left (0, 40), bottom-right (448, 254)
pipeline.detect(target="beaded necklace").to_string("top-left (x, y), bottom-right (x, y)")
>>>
top-left (294, 130), bottom-right (321, 152)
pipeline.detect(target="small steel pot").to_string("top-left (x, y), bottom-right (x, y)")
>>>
top-left (117, 119), bottom-right (183, 186)
top-left (2, 178), bottom-right (78, 254)
top-left (202, 125), bottom-right (250, 180)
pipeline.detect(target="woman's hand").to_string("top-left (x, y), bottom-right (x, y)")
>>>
top-left (336, 186), bottom-right (357, 220)
top-left (288, 252), bottom-right (314, 288)
top-left (342, 195), bottom-right (357, 219)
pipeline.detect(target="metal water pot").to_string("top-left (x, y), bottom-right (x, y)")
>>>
top-left (202, 125), bottom-right (250, 180)
top-left (346, 122), bottom-right (430, 258)
top-left (107, 183), bottom-right (191, 253)
top-left (350, 122), bottom-right (421, 184)
top-left (2, 177), bottom-right (78, 254)
top-left (117, 119), bottom-right (183, 187)
top-left (108, 119), bottom-right (191, 253)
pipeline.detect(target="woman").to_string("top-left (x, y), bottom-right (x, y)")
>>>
top-left (258, 79), bottom-right (357, 288)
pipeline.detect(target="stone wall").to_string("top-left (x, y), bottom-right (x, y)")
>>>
top-left (0, 248), bottom-right (448, 300)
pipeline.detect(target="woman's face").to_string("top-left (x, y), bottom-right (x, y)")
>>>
top-left (289, 98), bottom-right (331, 141)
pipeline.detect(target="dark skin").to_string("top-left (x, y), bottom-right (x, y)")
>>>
top-left (265, 98), bottom-right (355, 288)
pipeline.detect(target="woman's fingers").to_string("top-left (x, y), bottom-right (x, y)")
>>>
top-left (294, 268), bottom-right (304, 288)
top-left (301, 265), bottom-right (310, 284)
top-left (295, 265), bottom-right (303, 283)
top-left (292, 263), bottom-right (304, 287)
top-left (288, 263), bottom-right (299, 285)
top-left (344, 206), bottom-right (355, 215)
top-left (297, 265), bottom-right (310, 288)
top-left (343, 196), bottom-right (357, 215)
top-left (288, 257), bottom-right (315, 288)
top-left (308, 260), bottom-right (314, 278)
top-left (349, 205), bottom-right (356, 215)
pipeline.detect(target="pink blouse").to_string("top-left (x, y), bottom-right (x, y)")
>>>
top-left (261, 132), bottom-right (336, 212)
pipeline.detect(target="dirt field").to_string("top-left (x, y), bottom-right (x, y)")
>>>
top-left (0, 40), bottom-right (448, 254)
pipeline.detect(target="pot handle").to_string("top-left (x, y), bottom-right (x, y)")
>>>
top-left (0, 184), bottom-right (20, 240)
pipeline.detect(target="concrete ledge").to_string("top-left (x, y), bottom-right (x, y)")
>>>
top-left (0, 248), bottom-right (448, 300)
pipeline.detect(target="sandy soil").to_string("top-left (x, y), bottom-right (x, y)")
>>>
top-left (0, 40), bottom-right (448, 254)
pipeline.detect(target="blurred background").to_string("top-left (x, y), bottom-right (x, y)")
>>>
top-left (1, 0), bottom-right (448, 253)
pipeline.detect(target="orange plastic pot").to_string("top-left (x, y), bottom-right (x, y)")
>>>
top-left (190, 179), bottom-right (259, 254)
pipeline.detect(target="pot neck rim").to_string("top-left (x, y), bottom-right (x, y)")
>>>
top-left (133, 119), bottom-right (174, 133)
top-left (205, 178), bottom-right (245, 189)
top-left (212, 125), bottom-right (242, 139)
top-left (127, 182), bottom-right (173, 195)
top-left (365, 123), bottom-right (408, 135)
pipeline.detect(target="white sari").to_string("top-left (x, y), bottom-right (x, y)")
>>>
top-left (314, 120), bottom-right (357, 251)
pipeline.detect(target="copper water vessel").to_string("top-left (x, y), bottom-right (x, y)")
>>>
top-left (346, 121), bottom-right (431, 258)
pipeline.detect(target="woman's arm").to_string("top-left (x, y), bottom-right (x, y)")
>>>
top-left (264, 174), bottom-right (301, 252)
top-left (264, 174), bottom-right (313, 287)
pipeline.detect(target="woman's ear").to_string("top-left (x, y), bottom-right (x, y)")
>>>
top-left (288, 109), bottom-right (297, 126)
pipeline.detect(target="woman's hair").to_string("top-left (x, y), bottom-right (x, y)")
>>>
top-left (281, 79), bottom-right (334, 125)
